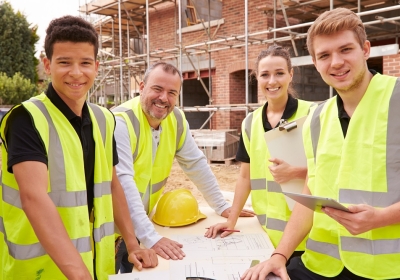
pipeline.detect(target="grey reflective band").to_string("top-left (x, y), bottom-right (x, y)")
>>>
top-left (308, 78), bottom-right (400, 257)
top-left (152, 178), bottom-right (168, 194)
top-left (310, 79), bottom-right (400, 207)
top-left (340, 190), bottom-right (400, 207)
top-left (2, 172), bottom-right (87, 209)
top-left (111, 107), bottom-right (127, 113)
top-left (121, 109), bottom-right (140, 162)
top-left (49, 190), bottom-right (87, 207)
top-left (251, 180), bottom-right (282, 192)
top-left (94, 181), bottom-right (112, 198)
top-left (341, 236), bottom-right (400, 255)
top-left (250, 178), bottom-right (266, 190)
top-left (3, 181), bottom-right (111, 208)
top-left (31, 100), bottom-right (67, 195)
top-left (173, 107), bottom-right (184, 150)
top-left (307, 102), bottom-right (317, 114)
top-left (310, 101), bottom-right (326, 164)
top-left (340, 79), bottom-right (400, 206)
top-left (266, 217), bottom-right (287, 231)
top-left (93, 221), bottom-right (114, 242)
top-left (267, 181), bottom-right (282, 193)
top-left (308, 236), bottom-right (400, 257)
top-left (307, 238), bottom-right (341, 260)
top-left (385, 78), bottom-right (400, 202)
top-left (2, 182), bottom-right (23, 208)
top-left (88, 103), bottom-right (106, 146)
top-left (112, 107), bottom-right (140, 161)
top-left (140, 184), bottom-right (151, 213)
top-left (30, 100), bottom-right (90, 207)
top-left (257, 215), bottom-right (287, 232)
top-left (0, 216), bottom-right (91, 260)
top-left (1, 99), bottom-right (111, 260)
top-left (257, 214), bottom-right (266, 225)
top-left (140, 177), bottom-right (168, 213)
top-left (244, 113), bottom-right (254, 141)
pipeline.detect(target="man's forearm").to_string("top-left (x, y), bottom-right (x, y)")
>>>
top-left (118, 173), bottom-right (162, 248)
top-left (176, 127), bottom-right (229, 214)
top-left (23, 195), bottom-right (90, 279)
top-left (274, 186), bottom-right (313, 257)
top-left (16, 162), bottom-right (90, 279)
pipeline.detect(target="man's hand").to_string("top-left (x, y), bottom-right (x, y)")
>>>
top-left (240, 254), bottom-right (289, 280)
top-left (323, 204), bottom-right (381, 235)
top-left (151, 237), bottom-right (185, 260)
top-left (221, 207), bottom-right (255, 218)
top-left (128, 248), bottom-right (158, 271)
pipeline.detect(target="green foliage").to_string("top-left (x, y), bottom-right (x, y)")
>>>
top-left (0, 1), bottom-right (39, 83)
top-left (0, 72), bottom-right (36, 104)
top-left (36, 78), bottom-right (51, 95)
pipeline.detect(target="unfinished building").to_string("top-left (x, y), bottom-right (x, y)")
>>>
top-left (79, 0), bottom-right (400, 160)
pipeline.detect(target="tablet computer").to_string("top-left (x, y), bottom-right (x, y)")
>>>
top-left (282, 192), bottom-right (350, 213)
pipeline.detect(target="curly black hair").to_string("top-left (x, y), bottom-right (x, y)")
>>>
top-left (44, 15), bottom-right (98, 60)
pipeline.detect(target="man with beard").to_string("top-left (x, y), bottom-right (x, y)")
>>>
top-left (112, 61), bottom-right (254, 273)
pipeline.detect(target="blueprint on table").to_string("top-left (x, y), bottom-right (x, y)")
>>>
top-left (169, 233), bottom-right (275, 280)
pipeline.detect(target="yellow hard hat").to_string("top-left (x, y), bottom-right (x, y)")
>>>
top-left (152, 189), bottom-right (207, 227)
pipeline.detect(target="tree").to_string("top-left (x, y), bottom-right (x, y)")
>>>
top-left (0, 1), bottom-right (39, 83)
top-left (0, 72), bottom-right (36, 105)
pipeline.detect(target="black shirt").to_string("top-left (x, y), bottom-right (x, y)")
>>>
top-left (336, 95), bottom-right (350, 137)
top-left (236, 95), bottom-right (299, 163)
top-left (4, 83), bottom-right (118, 213)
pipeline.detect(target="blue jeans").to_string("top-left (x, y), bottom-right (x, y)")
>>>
top-left (115, 238), bottom-right (134, 273)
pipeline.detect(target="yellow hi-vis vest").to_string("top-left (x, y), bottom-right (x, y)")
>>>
top-left (302, 74), bottom-right (400, 279)
top-left (112, 96), bottom-right (187, 214)
top-left (0, 93), bottom-right (115, 280)
top-left (242, 99), bottom-right (313, 249)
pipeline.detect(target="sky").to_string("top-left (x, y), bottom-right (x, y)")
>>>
top-left (8, 0), bottom-right (82, 57)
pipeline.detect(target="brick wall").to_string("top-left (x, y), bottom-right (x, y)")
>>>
top-left (147, 2), bottom-right (399, 130)
top-left (383, 53), bottom-right (400, 77)
top-left (148, 0), bottom-right (301, 130)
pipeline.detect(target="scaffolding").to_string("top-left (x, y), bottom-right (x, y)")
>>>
top-left (79, 0), bottom-right (400, 120)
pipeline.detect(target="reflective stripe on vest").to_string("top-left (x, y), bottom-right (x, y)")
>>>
top-left (88, 103), bottom-right (107, 145)
top-left (309, 80), bottom-right (400, 256)
top-left (1, 95), bottom-right (115, 279)
top-left (243, 99), bottom-right (313, 248)
top-left (113, 98), bottom-right (186, 213)
top-left (310, 79), bottom-right (400, 208)
top-left (304, 75), bottom-right (400, 279)
top-left (0, 100), bottom-right (113, 260)
top-left (0, 215), bottom-right (92, 260)
top-left (112, 107), bottom-right (140, 161)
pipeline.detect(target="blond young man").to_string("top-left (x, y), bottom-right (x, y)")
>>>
top-left (241, 8), bottom-right (400, 280)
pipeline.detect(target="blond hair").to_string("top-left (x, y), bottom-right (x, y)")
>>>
top-left (306, 8), bottom-right (366, 58)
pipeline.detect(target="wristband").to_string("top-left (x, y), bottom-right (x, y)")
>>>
top-left (271, 252), bottom-right (288, 263)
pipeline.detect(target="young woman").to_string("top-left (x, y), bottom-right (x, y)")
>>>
top-left (205, 44), bottom-right (313, 260)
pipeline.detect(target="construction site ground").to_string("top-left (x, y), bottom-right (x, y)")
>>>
top-left (164, 159), bottom-right (240, 207)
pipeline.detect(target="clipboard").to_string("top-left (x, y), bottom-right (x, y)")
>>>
top-left (264, 116), bottom-right (307, 210)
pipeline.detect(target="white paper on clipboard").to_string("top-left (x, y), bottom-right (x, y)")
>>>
top-left (264, 116), bottom-right (307, 210)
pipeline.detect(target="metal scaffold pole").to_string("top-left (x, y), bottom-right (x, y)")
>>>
top-left (118, 0), bottom-right (123, 104)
